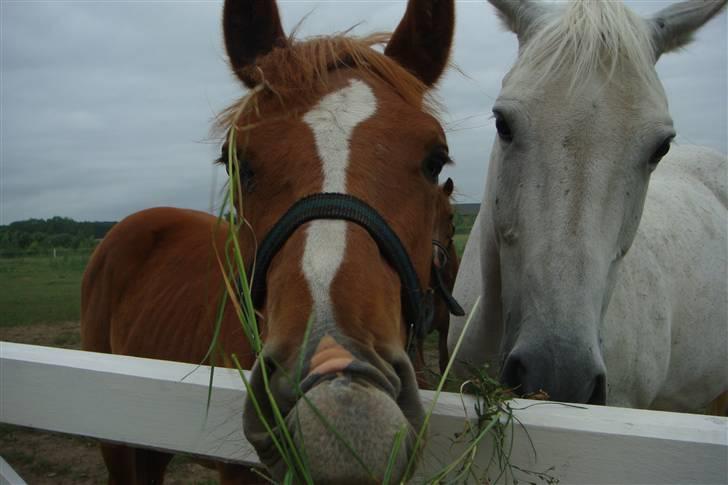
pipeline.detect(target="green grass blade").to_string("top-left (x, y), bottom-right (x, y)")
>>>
top-left (382, 424), bottom-right (408, 485)
top-left (404, 296), bottom-right (482, 479)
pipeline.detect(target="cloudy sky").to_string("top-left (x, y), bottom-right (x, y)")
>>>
top-left (1, 0), bottom-right (725, 224)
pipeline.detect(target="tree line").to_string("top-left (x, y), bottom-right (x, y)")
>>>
top-left (0, 216), bottom-right (116, 257)
top-left (0, 210), bottom-right (474, 257)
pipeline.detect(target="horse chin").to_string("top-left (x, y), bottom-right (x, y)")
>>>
top-left (281, 378), bottom-right (417, 483)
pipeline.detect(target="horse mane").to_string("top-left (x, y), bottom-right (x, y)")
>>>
top-left (517, 1), bottom-right (659, 90)
top-left (214, 33), bottom-right (433, 136)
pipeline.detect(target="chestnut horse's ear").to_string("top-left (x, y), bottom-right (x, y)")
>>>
top-left (384, 0), bottom-right (455, 86)
top-left (443, 177), bottom-right (454, 196)
top-left (223, 0), bottom-right (288, 87)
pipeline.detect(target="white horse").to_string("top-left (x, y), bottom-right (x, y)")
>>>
top-left (449, 0), bottom-right (727, 411)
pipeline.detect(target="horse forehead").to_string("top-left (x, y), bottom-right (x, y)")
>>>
top-left (303, 79), bottom-right (378, 142)
top-left (509, 71), bottom-right (667, 122)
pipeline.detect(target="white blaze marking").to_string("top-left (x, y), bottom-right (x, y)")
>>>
top-left (301, 80), bottom-right (377, 327)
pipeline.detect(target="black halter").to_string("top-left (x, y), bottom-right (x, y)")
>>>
top-left (247, 193), bottom-right (434, 357)
top-left (431, 240), bottom-right (465, 317)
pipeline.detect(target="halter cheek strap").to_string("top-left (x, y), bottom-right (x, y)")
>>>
top-left (431, 263), bottom-right (465, 316)
top-left (248, 193), bottom-right (434, 357)
top-left (431, 240), bottom-right (465, 317)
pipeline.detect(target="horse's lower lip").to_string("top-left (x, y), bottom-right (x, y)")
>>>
top-left (299, 371), bottom-right (337, 394)
top-left (299, 360), bottom-right (397, 399)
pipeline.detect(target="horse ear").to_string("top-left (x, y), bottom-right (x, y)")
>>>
top-left (384, 0), bottom-right (455, 86)
top-left (649, 0), bottom-right (727, 60)
top-left (487, 0), bottom-right (544, 42)
top-left (223, 0), bottom-right (288, 87)
top-left (443, 177), bottom-right (454, 196)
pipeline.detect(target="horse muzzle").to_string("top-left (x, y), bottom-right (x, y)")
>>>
top-left (501, 339), bottom-right (607, 405)
top-left (242, 339), bottom-right (424, 483)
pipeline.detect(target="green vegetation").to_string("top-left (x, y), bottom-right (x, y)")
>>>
top-left (454, 233), bottom-right (468, 257)
top-left (453, 207), bottom-right (476, 257)
top-left (0, 252), bottom-right (92, 327)
top-left (0, 212), bottom-right (475, 329)
top-left (0, 214), bottom-right (474, 327)
top-left (0, 216), bottom-right (114, 257)
top-left (454, 211), bottom-right (476, 236)
top-left (0, 216), bottom-right (111, 326)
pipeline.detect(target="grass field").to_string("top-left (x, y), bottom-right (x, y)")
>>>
top-left (453, 233), bottom-right (468, 256)
top-left (0, 252), bottom-right (92, 327)
top-left (0, 219), bottom-right (474, 328)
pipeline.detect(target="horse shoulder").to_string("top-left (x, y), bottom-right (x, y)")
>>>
top-left (605, 146), bottom-right (728, 410)
top-left (664, 145), bottom-right (727, 209)
top-left (602, 236), bottom-right (672, 408)
top-left (81, 207), bottom-right (247, 364)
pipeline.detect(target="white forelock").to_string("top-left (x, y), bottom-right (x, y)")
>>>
top-left (517, 0), bottom-right (660, 90)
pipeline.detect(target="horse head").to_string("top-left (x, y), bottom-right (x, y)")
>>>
top-left (219, 0), bottom-right (454, 480)
top-left (477, 0), bottom-right (725, 404)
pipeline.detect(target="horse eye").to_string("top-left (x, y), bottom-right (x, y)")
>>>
top-left (218, 146), bottom-right (256, 191)
top-left (217, 144), bottom-right (233, 174)
top-left (651, 136), bottom-right (674, 166)
top-left (494, 111), bottom-right (513, 142)
top-left (423, 147), bottom-right (449, 183)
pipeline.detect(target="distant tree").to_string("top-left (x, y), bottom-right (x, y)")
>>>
top-left (48, 233), bottom-right (73, 248)
top-left (0, 217), bottom-right (117, 256)
top-left (15, 231), bottom-right (32, 249)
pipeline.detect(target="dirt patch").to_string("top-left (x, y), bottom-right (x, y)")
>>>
top-left (0, 423), bottom-right (220, 485)
top-left (1, 322), bottom-right (221, 484)
top-left (1, 321), bottom-right (82, 349)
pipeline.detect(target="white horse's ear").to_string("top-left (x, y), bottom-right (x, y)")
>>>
top-left (649, 0), bottom-right (727, 60)
top-left (487, 0), bottom-right (544, 42)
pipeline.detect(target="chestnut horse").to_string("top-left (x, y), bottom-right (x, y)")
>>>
top-left (81, 0), bottom-right (455, 483)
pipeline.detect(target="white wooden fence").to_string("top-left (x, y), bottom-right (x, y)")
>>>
top-left (1, 341), bottom-right (726, 484)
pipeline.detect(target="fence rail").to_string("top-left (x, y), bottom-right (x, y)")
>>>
top-left (1, 342), bottom-right (726, 484)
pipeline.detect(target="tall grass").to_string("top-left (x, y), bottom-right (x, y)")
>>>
top-left (210, 118), bottom-right (314, 483)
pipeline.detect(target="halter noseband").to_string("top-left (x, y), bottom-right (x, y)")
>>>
top-left (248, 192), bottom-right (434, 357)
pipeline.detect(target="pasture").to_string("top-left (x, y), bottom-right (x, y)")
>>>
top-left (0, 211), bottom-right (475, 483)
top-left (0, 253), bottom-right (89, 328)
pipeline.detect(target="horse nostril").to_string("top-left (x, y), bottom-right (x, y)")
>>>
top-left (501, 347), bottom-right (606, 404)
top-left (588, 372), bottom-right (607, 405)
